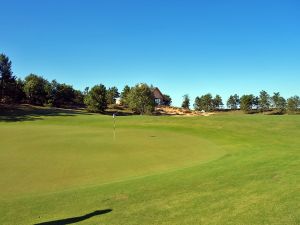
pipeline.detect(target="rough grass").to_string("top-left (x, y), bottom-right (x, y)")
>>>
top-left (0, 106), bottom-right (299, 224)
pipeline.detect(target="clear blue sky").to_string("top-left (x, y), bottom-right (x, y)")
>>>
top-left (1, 0), bottom-right (300, 106)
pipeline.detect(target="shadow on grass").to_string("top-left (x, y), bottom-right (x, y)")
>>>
top-left (265, 111), bottom-right (285, 115)
top-left (0, 104), bottom-right (91, 122)
top-left (103, 110), bottom-right (135, 116)
top-left (34, 209), bottom-right (112, 225)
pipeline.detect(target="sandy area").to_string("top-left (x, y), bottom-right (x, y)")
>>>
top-left (155, 106), bottom-right (215, 116)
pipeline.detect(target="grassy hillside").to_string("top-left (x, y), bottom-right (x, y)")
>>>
top-left (0, 106), bottom-right (299, 224)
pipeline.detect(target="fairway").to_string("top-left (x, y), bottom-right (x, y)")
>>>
top-left (0, 109), bottom-right (299, 225)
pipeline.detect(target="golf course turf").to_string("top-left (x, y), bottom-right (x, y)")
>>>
top-left (0, 106), bottom-right (299, 224)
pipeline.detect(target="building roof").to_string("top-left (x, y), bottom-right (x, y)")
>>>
top-left (153, 87), bottom-right (164, 99)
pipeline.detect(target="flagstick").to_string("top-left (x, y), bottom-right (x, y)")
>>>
top-left (113, 113), bottom-right (116, 141)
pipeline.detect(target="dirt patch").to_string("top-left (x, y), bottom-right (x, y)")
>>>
top-left (155, 106), bottom-right (215, 116)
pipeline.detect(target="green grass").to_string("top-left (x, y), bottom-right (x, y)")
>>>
top-left (0, 106), bottom-right (299, 224)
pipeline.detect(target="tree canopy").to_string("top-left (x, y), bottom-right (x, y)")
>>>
top-left (84, 84), bottom-right (107, 112)
top-left (213, 95), bottom-right (223, 110)
top-left (163, 94), bottom-right (172, 106)
top-left (23, 74), bottom-right (50, 105)
top-left (227, 94), bottom-right (240, 110)
top-left (287, 96), bottom-right (300, 113)
top-left (240, 94), bottom-right (255, 113)
top-left (106, 86), bottom-right (120, 105)
top-left (49, 80), bottom-right (77, 107)
top-left (271, 92), bottom-right (286, 114)
top-left (258, 90), bottom-right (271, 112)
top-left (194, 94), bottom-right (223, 112)
top-left (120, 85), bottom-right (131, 106)
top-left (1, 53), bottom-right (299, 115)
top-left (181, 94), bottom-right (190, 109)
top-left (0, 53), bottom-right (16, 103)
top-left (127, 83), bottom-right (155, 114)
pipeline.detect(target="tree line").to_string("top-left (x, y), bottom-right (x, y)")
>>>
top-left (1, 53), bottom-right (299, 114)
top-left (0, 53), bottom-right (171, 114)
top-left (181, 90), bottom-right (300, 114)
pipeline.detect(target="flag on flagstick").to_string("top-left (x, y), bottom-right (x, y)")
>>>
top-left (113, 113), bottom-right (116, 140)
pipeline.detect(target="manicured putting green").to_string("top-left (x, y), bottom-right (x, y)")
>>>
top-left (0, 122), bottom-right (224, 198)
top-left (0, 107), bottom-right (299, 224)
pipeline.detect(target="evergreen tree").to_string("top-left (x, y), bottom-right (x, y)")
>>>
top-left (73, 90), bottom-right (85, 107)
top-left (258, 90), bottom-right (271, 112)
top-left (194, 96), bottom-right (201, 111)
top-left (14, 78), bottom-right (26, 103)
top-left (127, 83), bottom-right (155, 114)
top-left (181, 94), bottom-right (190, 109)
top-left (240, 94), bottom-right (255, 113)
top-left (23, 74), bottom-right (50, 105)
top-left (0, 53), bottom-right (16, 103)
top-left (271, 92), bottom-right (286, 114)
top-left (106, 86), bottom-right (120, 105)
top-left (194, 93), bottom-right (214, 112)
top-left (163, 94), bottom-right (172, 106)
top-left (120, 85), bottom-right (131, 106)
top-left (227, 94), bottom-right (240, 110)
top-left (213, 94), bottom-right (223, 110)
top-left (49, 80), bottom-right (76, 107)
top-left (287, 96), bottom-right (300, 113)
top-left (84, 84), bottom-right (107, 112)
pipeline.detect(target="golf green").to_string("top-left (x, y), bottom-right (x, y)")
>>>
top-left (0, 107), bottom-right (299, 224)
